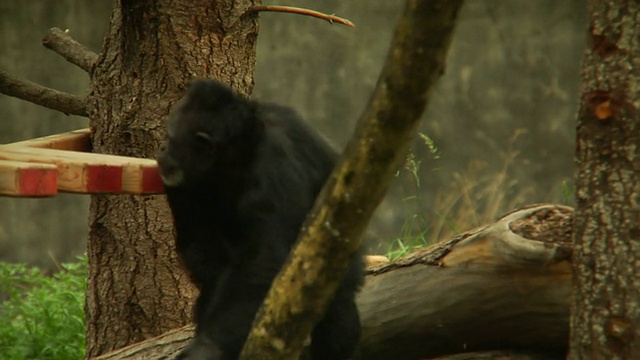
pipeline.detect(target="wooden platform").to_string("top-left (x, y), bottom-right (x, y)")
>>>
top-left (0, 129), bottom-right (164, 197)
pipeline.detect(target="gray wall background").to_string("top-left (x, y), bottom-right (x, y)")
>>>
top-left (0, 0), bottom-right (586, 269)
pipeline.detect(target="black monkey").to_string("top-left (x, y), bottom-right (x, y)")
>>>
top-left (157, 80), bottom-right (364, 360)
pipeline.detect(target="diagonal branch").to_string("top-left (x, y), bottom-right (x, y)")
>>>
top-left (248, 5), bottom-right (355, 28)
top-left (42, 27), bottom-right (99, 73)
top-left (240, 0), bottom-right (465, 359)
top-left (0, 69), bottom-right (88, 117)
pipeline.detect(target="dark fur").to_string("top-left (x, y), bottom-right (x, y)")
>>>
top-left (158, 80), bottom-right (363, 360)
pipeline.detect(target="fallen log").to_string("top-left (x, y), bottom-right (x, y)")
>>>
top-left (93, 203), bottom-right (573, 360)
top-left (357, 203), bottom-right (572, 359)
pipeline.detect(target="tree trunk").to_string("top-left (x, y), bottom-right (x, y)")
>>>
top-left (569, 1), bottom-right (640, 359)
top-left (91, 204), bottom-right (573, 360)
top-left (85, 1), bottom-right (259, 357)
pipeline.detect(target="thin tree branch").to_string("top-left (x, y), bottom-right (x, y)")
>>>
top-left (0, 69), bottom-right (88, 117)
top-left (42, 27), bottom-right (99, 73)
top-left (248, 5), bottom-right (355, 28)
top-left (240, 0), bottom-right (464, 359)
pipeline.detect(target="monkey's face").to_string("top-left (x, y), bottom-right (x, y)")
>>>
top-left (157, 82), bottom-right (257, 188)
top-left (157, 107), bottom-right (221, 188)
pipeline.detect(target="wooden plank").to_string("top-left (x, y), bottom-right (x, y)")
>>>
top-left (5, 128), bottom-right (91, 151)
top-left (6, 128), bottom-right (91, 151)
top-left (125, 164), bottom-right (166, 194)
top-left (0, 146), bottom-right (164, 194)
top-left (0, 128), bottom-right (165, 196)
top-left (0, 160), bottom-right (58, 197)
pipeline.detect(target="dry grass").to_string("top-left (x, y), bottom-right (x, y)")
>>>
top-left (386, 130), bottom-right (537, 259)
top-left (430, 130), bottom-right (535, 242)
top-left (430, 161), bottom-right (535, 243)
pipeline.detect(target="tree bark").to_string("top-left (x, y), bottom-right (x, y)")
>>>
top-left (85, 1), bottom-right (259, 357)
top-left (92, 204), bottom-right (573, 360)
top-left (569, 1), bottom-right (640, 359)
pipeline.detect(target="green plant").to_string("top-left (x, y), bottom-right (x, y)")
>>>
top-left (560, 179), bottom-right (575, 205)
top-left (417, 132), bottom-right (440, 160)
top-left (386, 134), bottom-right (440, 260)
top-left (0, 257), bottom-right (87, 360)
top-left (386, 232), bottom-right (430, 261)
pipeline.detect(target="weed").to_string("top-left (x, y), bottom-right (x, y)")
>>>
top-left (0, 257), bottom-right (86, 360)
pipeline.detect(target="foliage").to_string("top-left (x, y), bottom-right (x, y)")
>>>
top-left (0, 257), bottom-right (86, 360)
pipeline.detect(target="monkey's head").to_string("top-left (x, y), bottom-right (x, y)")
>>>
top-left (157, 80), bottom-right (260, 188)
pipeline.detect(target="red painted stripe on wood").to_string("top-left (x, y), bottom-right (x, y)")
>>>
top-left (18, 168), bottom-right (58, 196)
top-left (86, 165), bottom-right (123, 193)
top-left (141, 166), bottom-right (165, 193)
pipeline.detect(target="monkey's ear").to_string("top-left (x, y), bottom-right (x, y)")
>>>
top-left (195, 131), bottom-right (213, 144)
top-left (195, 131), bottom-right (222, 158)
top-left (194, 131), bottom-right (218, 152)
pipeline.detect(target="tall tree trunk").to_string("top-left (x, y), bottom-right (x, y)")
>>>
top-left (569, 1), bottom-right (640, 359)
top-left (85, 0), bottom-right (259, 357)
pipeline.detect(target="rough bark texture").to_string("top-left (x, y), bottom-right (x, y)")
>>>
top-left (91, 204), bottom-right (573, 360)
top-left (85, 0), bottom-right (259, 357)
top-left (241, 1), bottom-right (464, 358)
top-left (569, 1), bottom-right (640, 359)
